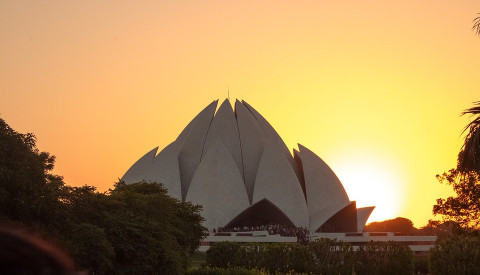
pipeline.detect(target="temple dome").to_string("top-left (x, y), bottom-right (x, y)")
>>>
top-left (122, 99), bottom-right (374, 232)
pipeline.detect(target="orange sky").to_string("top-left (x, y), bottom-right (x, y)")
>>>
top-left (1, 1), bottom-right (479, 227)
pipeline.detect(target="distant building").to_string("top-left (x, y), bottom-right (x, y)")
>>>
top-left (122, 99), bottom-right (375, 232)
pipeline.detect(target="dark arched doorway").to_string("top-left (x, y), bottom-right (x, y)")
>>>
top-left (316, 201), bottom-right (358, 232)
top-left (224, 199), bottom-right (295, 228)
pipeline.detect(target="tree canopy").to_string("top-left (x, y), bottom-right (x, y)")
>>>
top-left (364, 217), bottom-right (415, 234)
top-left (433, 169), bottom-right (480, 229)
top-left (0, 117), bottom-right (207, 274)
top-left (457, 101), bottom-right (480, 173)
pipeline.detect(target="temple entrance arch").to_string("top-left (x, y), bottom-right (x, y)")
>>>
top-left (224, 198), bottom-right (295, 228)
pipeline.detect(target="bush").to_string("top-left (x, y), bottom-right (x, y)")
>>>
top-left (187, 266), bottom-right (264, 275)
top-left (207, 242), bottom-right (312, 273)
top-left (354, 241), bottom-right (414, 275)
top-left (429, 234), bottom-right (480, 275)
top-left (186, 266), bottom-right (314, 275)
top-left (308, 238), bottom-right (354, 275)
top-left (206, 240), bottom-right (415, 274)
top-left (413, 254), bottom-right (429, 274)
top-left (206, 242), bottom-right (240, 268)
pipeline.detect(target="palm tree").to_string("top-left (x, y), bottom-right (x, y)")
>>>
top-left (458, 16), bottom-right (480, 172)
top-left (458, 102), bottom-right (480, 173)
top-left (474, 14), bottom-right (480, 36)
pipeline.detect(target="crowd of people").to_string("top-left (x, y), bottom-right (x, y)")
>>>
top-left (213, 224), bottom-right (310, 243)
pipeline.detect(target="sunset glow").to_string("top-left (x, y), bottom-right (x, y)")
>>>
top-left (331, 151), bottom-right (406, 223)
top-left (1, 1), bottom-right (479, 227)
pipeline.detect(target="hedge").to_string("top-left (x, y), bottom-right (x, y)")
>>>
top-left (206, 239), bottom-right (414, 274)
top-left (207, 242), bottom-right (311, 273)
top-left (429, 234), bottom-right (480, 275)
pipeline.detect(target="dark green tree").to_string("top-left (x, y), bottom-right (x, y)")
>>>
top-left (458, 102), bottom-right (480, 173)
top-left (429, 234), bottom-right (480, 275)
top-left (364, 217), bottom-right (415, 234)
top-left (433, 169), bottom-right (480, 229)
top-left (60, 181), bottom-right (207, 274)
top-left (0, 117), bottom-right (207, 274)
top-left (0, 118), bottom-right (66, 229)
top-left (104, 181), bottom-right (207, 274)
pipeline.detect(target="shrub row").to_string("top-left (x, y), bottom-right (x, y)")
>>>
top-left (429, 234), bottom-right (480, 275)
top-left (206, 239), bottom-right (414, 275)
top-left (187, 266), bottom-right (310, 275)
top-left (207, 242), bottom-right (311, 273)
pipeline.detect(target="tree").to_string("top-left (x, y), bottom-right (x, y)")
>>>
top-left (474, 14), bottom-right (480, 37)
top-left (0, 117), bottom-right (207, 274)
top-left (60, 181), bottom-right (208, 274)
top-left (364, 217), bottom-right (415, 234)
top-left (0, 118), bottom-right (66, 229)
top-left (429, 233), bottom-right (480, 275)
top-left (103, 181), bottom-right (207, 274)
top-left (457, 101), bottom-right (480, 173)
top-left (433, 169), bottom-right (480, 229)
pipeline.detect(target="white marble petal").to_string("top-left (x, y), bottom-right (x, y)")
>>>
top-left (357, 206), bottom-right (375, 232)
top-left (121, 147), bottom-right (158, 184)
top-left (297, 144), bottom-right (350, 215)
top-left (186, 140), bottom-right (250, 231)
top-left (202, 99), bottom-right (243, 177)
top-left (142, 142), bottom-right (182, 200)
top-left (309, 201), bottom-right (352, 231)
top-left (242, 100), bottom-right (303, 185)
top-left (253, 143), bottom-right (309, 228)
top-left (177, 100), bottom-right (218, 201)
top-left (235, 99), bottom-right (267, 203)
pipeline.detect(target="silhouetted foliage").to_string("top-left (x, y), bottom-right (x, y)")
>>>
top-left (207, 242), bottom-right (312, 273)
top-left (458, 101), bottom-right (480, 173)
top-left (418, 220), bottom-right (465, 240)
top-left (206, 240), bottom-right (414, 274)
top-left (433, 169), bottom-right (480, 229)
top-left (364, 217), bottom-right (414, 233)
top-left (59, 182), bottom-right (207, 274)
top-left (308, 238), bottom-right (355, 275)
top-left (206, 242), bottom-right (240, 268)
top-left (0, 118), bottom-right (66, 229)
top-left (429, 233), bottom-right (480, 275)
top-left (0, 117), bottom-right (207, 274)
top-left (474, 14), bottom-right (480, 37)
top-left (355, 241), bottom-right (414, 275)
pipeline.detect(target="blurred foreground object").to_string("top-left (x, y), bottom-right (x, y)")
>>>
top-left (0, 227), bottom-right (78, 275)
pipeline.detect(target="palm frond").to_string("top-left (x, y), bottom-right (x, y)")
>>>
top-left (473, 14), bottom-right (480, 36)
top-left (458, 101), bottom-right (480, 172)
top-left (460, 101), bottom-right (480, 135)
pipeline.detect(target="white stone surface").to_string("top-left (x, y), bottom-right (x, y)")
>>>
top-left (202, 99), bottom-right (243, 178)
top-left (186, 140), bottom-right (250, 231)
top-left (235, 99), bottom-right (267, 203)
top-left (309, 201), bottom-right (352, 231)
top-left (178, 100), bottom-right (218, 201)
top-left (142, 142), bottom-right (182, 200)
top-left (297, 144), bottom-right (350, 216)
top-left (253, 143), bottom-right (309, 228)
top-left (242, 100), bottom-right (303, 185)
top-left (357, 206), bottom-right (375, 232)
top-left (121, 147), bottom-right (158, 184)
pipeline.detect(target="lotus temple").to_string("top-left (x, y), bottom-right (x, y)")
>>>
top-left (122, 99), bottom-right (374, 232)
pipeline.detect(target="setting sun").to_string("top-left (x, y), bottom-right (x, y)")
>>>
top-left (330, 151), bottom-right (406, 223)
